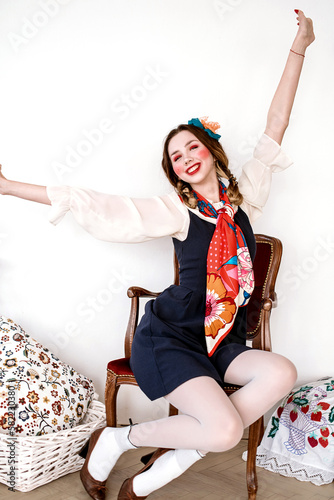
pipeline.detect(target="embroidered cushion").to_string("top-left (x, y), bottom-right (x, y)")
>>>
top-left (253, 378), bottom-right (334, 485)
top-left (0, 316), bottom-right (96, 436)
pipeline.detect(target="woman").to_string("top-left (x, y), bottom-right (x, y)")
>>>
top-left (0, 10), bottom-right (315, 500)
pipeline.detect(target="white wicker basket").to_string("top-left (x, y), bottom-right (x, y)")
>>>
top-left (0, 399), bottom-right (106, 492)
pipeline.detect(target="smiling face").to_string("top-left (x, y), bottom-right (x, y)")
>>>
top-left (168, 130), bottom-right (217, 191)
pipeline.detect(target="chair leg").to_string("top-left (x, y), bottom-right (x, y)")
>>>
top-left (168, 403), bottom-right (178, 417)
top-left (105, 370), bottom-right (119, 427)
top-left (246, 416), bottom-right (263, 500)
top-left (258, 418), bottom-right (264, 444)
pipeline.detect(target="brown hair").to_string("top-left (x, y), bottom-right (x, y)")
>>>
top-left (162, 124), bottom-right (243, 208)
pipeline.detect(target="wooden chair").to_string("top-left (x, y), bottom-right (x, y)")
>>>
top-left (105, 233), bottom-right (283, 500)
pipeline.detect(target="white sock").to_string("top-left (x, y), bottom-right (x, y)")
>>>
top-left (133, 449), bottom-right (203, 497)
top-left (88, 425), bottom-right (136, 481)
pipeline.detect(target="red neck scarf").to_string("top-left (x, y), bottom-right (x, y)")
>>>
top-left (193, 182), bottom-right (255, 356)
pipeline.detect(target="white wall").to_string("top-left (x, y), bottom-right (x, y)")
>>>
top-left (0, 0), bottom-right (333, 425)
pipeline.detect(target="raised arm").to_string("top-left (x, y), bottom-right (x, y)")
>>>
top-left (264, 9), bottom-right (315, 145)
top-left (0, 164), bottom-right (50, 205)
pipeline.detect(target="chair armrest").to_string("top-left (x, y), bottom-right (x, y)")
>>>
top-left (271, 291), bottom-right (278, 308)
top-left (127, 286), bottom-right (160, 299)
top-left (124, 286), bottom-right (160, 357)
top-left (259, 293), bottom-right (279, 353)
top-left (263, 291), bottom-right (278, 311)
top-left (250, 293), bottom-right (278, 351)
top-left (263, 297), bottom-right (273, 312)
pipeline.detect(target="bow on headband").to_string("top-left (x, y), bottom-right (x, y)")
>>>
top-left (188, 117), bottom-right (221, 140)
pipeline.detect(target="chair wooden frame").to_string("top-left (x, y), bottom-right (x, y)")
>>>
top-left (105, 233), bottom-right (283, 499)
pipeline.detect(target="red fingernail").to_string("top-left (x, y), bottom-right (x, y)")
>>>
top-left (294, 9), bottom-right (299, 13)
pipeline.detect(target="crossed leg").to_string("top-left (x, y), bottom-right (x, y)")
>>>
top-left (122, 376), bottom-right (244, 497)
top-left (85, 350), bottom-right (297, 497)
top-left (131, 375), bottom-right (244, 452)
top-left (126, 349), bottom-right (297, 497)
top-left (224, 349), bottom-right (297, 428)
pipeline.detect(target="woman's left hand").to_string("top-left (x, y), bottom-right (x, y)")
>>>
top-left (294, 9), bottom-right (315, 51)
top-left (264, 10), bottom-right (315, 144)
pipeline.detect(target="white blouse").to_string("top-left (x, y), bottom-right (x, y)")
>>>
top-left (47, 133), bottom-right (292, 243)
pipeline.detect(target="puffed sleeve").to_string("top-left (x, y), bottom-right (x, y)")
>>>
top-left (46, 186), bottom-right (190, 243)
top-left (238, 133), bottom-right (293, 223)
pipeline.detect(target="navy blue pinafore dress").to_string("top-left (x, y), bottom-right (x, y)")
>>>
top-left (130, 207), bottom-right (256, 401)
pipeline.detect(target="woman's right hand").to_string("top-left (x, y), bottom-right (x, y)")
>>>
top-left (0, 165), bottom-right (50, 204)
top-left (0, 165), bottom-right (8, 195)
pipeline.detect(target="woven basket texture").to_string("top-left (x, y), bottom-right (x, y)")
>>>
top-left (0, 399), bottom-right (106, 492)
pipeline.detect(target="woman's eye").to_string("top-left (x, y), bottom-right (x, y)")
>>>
top-left (190, 145), bottom-right (198, 150)
top-left (173, 156), bottom-right (181, 162)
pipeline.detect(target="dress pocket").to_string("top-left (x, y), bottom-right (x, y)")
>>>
top-left (152, 285), bottom-right (194, 324)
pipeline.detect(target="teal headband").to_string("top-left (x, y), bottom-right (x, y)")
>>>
top-left (188, 117), bottom-right (221, 140)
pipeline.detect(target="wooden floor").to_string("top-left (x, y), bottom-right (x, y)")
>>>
top-left (0, 439), bottom-right (333, 499)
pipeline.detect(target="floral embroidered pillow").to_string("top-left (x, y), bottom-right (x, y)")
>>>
top-left (0, 316), bottom-right (96, 436)
top-left (253, 377), bottom-right (334, 486)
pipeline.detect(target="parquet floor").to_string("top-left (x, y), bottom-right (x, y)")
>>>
top-left (0, 439), bottom-right (333, 499)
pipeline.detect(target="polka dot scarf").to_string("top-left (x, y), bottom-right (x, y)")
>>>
top-left (193, 182), bottom-right (255, 356)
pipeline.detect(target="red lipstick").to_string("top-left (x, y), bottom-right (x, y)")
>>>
top-left (186, 162), bottom-right (201, 175)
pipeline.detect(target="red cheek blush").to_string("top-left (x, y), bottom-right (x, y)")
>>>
top-left (173, 165), bottom-right (182, 176)
top-left (197, 147), bottom-right (210, 159)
